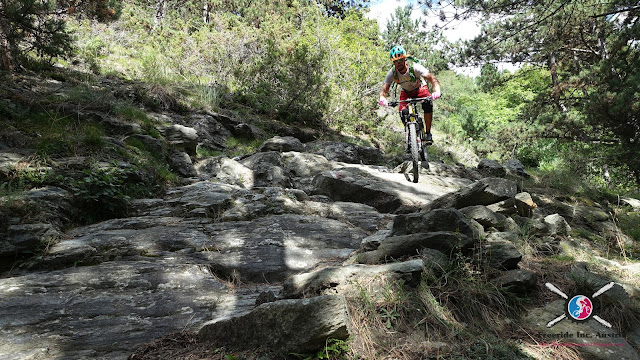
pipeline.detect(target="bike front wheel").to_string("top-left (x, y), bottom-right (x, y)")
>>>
top-left (408, 122), bottom-right (420, 183)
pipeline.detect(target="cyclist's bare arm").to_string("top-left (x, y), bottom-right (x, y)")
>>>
top-left (423, 73), bottom-right (440, 94)
top-left (379, 83), bottom-right (391, 101)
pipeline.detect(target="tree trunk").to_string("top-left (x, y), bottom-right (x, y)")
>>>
top-left (548, 51), bottom-right (567, 112)
top-left (154, 0), bottom-right (166, 30)
top-left (203, 1), bottom-right (210, 24)
top-left (0, 1), bottom-right (13, 71)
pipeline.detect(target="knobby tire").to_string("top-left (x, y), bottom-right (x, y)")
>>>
top-left (408, 122), bottom-right (420, 183)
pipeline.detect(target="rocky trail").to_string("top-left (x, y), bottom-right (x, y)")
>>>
top-left (2, 132), bottom-right (640, 360)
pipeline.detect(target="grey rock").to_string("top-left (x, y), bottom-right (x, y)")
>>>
top-left (469, 219), bottom-right (486, 239)
top-left (4, 224), bottom-right (61, 255)
top-left (504, 159), bottom-right (530, 178)
top-left (167, 150), bottom-right (197, 177)
top-left (312, 166), bottom-right (461, 213)
top-left (459, 205), bottom-right (506, 230)
top-left (195, 156), bottom-right (255, 187)
top-left (487, 198), bottom-right (517, 216)
top-left (477, 159), bottom-right (506, 178)
top-left (258, 136), bottom-right (304, 153)
top-left (491, 269), bottom-right (538, 293)
top-left (283, 259), bottom-right (424, 298)
top-left (391, 208), bottom-right (476, 239)
top-left (569, 262), bottom-right (631, 303)
top-left (0, 259), bottom-right (278, 360)
top-left (574, 205), bottom-right (610, 225)
top-left (185, 112), bottom-right (236, 150)
top-left (532, 194), bottom-right (576, 221)
top-left (357, 232), bottom-right (474, 264)
top-left (162, 124), bottom-right (198, 155)
top-left (620, 197), bottom-right (640, 210)
top-left (422, 177), bottom-right (518, 212)
top-left (130, 134), bottom-right (163, 154)
top-left (42, 214), bottom-right (365, 282)
top-left (255, 291), bottom-right (278, 306)
top-left (166, 181), bottom-right (237, 216)
top-left (545, 213), bottom-right (571, 236)
top-left (198, 295), bottom-right (350, 354)
top-left (240, 151), bottom-right (292, 188)
top-left (514, 192), bottom-right (537, 217)
top-left (421, 248), bottom-right (449, 273)
top-left (306, 141), bottom-right (383, 165)
top-left (420, 161), bottom-right (483, 181)
top-left (483, 232), bottom-right (522, 270)
top-left (361, 230), bottom-right (391, 251)
top-left (0, 151), bottom-right (26, 172)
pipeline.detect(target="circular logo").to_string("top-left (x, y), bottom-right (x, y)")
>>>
top-left (568, 295), bottom-right (593, 320)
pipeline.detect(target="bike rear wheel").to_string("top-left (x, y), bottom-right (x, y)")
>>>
top-left (408, 122), bottom-right (420, 183)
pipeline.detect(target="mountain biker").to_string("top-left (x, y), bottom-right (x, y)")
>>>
top-left (378, 45), bottom-right (441, 144)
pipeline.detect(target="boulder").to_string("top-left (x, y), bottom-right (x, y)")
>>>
top-left (459, 205), bottom-right (506, 230)
top-left (305, 141), bottom-right (384, 165)
top-left (422, 177), bottom-right (518, 212)
top-left (514, 192), bottom-right (537, 217)
top-left (283, 259), bottom-right (424, 298)
top-left (312, 167), bottom-right (447, 213)
top-left (195, 156), bottom-right (255, 188)
top-left (198, 295), bottom-right (350, 354)
top-left (357, 232), bottom-right (474, 264)
top-left (504, 159), bottom-right (530, 178)
top-left (184, 112), bottom-right (232, 150)
top-left (361, 230), bottom-right (391, 251)
top-left (477, 159), bottom-right (506, 178)
top-left (162, 124), bottom-right (198, 155)
top-left (258, 136), bottom-right (304, 153)
top-left (3, 224), bottom-right (61, 256)
top-left (544, 213), bottom-right (571, 236)
top-left (620, 197), bottom-right (640, 210)
top-left (482, 232), bottom-right (522, 270)
top-left (391, 208), bottom-right (476, 239)
top-left (487, 198), bottom-right (518, 216)
top-left (42, 214), bottom-right (365, 282)
top-left (491, 269), bottom-right (538, 293)
top-left (239, 152), bottom-right (292, 188)
top-left (167, 150), bottom-right (197, 177)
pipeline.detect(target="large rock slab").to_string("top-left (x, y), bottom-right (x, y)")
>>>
top-left (42, 214), bottom-right (366, 282)
top-left (196, 215), bottom-right (365, 282)
top-left (312, 165), bottom-right (469, 213)
top-left (357, 232), bottom-right (474, 264)
top-left (283, 259), bottom-right (424, 298)
top-left (421, 177), bottom-right (518, 212)
top-left (0, 259), bottom-right (277, 360)
top-left (198, 295), bottom-right (350, 354)
top-left (391, 208), bottom-right (476, 239)
top-left (305, 140), bottom-right (384, 165)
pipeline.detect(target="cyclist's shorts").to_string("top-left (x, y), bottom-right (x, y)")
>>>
top-left (399, 85), bottom-right (431, 112)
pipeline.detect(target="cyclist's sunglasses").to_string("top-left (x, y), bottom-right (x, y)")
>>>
top-left (392, 58), bottom-right (406, 64)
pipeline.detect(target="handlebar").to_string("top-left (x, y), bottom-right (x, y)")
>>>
top-left (388, 96), bottom-right (433, 107)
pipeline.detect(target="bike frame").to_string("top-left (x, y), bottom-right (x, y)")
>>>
top-left (389, 96), bottom-right (432, 182)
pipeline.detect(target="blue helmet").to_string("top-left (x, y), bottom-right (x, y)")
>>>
top-left (389, 45), bottom-right (407, 61)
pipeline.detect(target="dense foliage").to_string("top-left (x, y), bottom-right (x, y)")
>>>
top-left (458, 0), bottom-right (640, 189)
top-left (2, 0), bottom-right (639, 193)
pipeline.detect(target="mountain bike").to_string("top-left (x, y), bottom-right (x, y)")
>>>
top-left (389, 96), bottom-right (432, 183)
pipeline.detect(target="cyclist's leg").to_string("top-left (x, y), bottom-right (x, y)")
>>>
top-left (418, 85), bottom-right (433, 142)
top-left (398, 90), bottom-right (409, 123)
